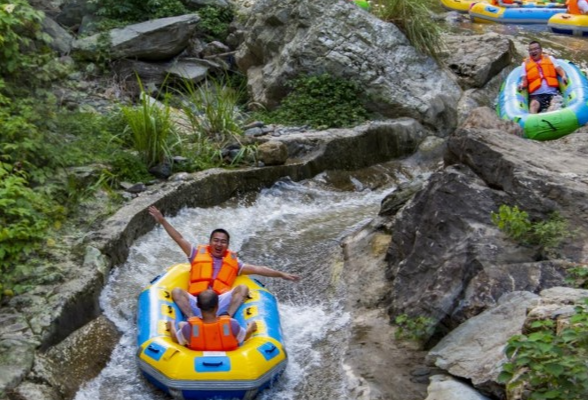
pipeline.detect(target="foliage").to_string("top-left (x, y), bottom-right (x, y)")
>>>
top-left (180, 77), bottom-right (245, 144)
top-left (498, 299), bottom-right (588, 399)
top-left (91, 0), bottom-right (188, 27)
top-left (256, 73), bottom-right (369, 129)
top-left (394, 313), bottom-right (435, 344)
top-left (121, 82), bottom-right (181, 168)
top-left (0, 163), bottom-right (65, 292)
top-left (371, 0), bottom-right (443, 59)
top-left (197, 6), bottom-right (234, 41)
top-left (110, 152), bottom-right (152, 183)
top-left (491, 205), bottom-right (574, 257)
top-left (565, 265), bottom-right (588, 289)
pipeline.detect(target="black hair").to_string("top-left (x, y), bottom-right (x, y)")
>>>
top-left (529, 40), bottom-right (541, 50)
top-left (209, 228), bottom-right (230, 242)
top-left (197, 290), bottom-right (219, 312)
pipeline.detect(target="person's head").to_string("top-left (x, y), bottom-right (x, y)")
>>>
top-left (209, 229), bottom-right (230, 258)
top-left (528, 41), bottom-right (542, 61)
top-left (197, 289), bottom-right (219, 312)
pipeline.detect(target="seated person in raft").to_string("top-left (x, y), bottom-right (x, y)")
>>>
top-left (167, 289), bottom-right (258, 351)
top-left (517, 41), bottom-right (568, 114)
top-left (566, 0), bottom-right (588, 14)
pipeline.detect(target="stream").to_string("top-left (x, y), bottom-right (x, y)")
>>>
top-left (74, 157), bottom-right (429, 400)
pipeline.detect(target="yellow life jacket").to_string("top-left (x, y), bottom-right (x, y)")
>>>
top-left (189, 245), bottom-right (239, 295)
top-left (525, 56), bottom-right (559, 94)
top-left (187, 316), bottom-right (239, 351)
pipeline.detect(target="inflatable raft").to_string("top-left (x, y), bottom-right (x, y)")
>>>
top-left (496, 59), bottom-right (588, 140)
top-left (469, 2), bottom-right (565, 23)
top-left (137, 264), bottom-right (287, 400)
top-left (548, 13), bottom-right (588, 36)
top-left (441, 0), bottom-right (562, 12)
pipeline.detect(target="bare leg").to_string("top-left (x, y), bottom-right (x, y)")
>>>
top-left (227, 284), bottom-right (249, 316)
top-left (172, 287), bottom-right (195, 318)
top-left (529, 98), bottom-right (540, 114)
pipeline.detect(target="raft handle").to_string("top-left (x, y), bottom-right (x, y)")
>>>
top-left (246, 307), bottom-right (253, 316)
top-left (163, 290), bottom-right (170, 299)
top-left (167, 305), bottom-right (173, 314)
top-left (203, 361), bottom-right (224, 367)
top-left (147, 345), bottom-right (161, 353)
top-left (264, 345), bottom-right (277, 354)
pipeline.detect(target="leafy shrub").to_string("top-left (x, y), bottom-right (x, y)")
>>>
top-left (491, 205), bottom-right (574, 257)
top-left (371, 0), bottom-right (442, 59)
top-left (565, 265), bottom-right (588, 289)
top-left (394, 313), bottom-right (435, 345)
top-left (91, 0), bottom-right (188, 26)
top-left (257, 74), bottom-right (369, 129)
top-left (0, 164), bottom-right (65, 292)
top-left (110, 152), bottom-right (152, 182)
top-left (197, 6), bottom-right (234, 41)
top-left (498, 299), bottom-right (588, 399)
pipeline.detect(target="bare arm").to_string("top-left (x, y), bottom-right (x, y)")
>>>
top-left (149, 206), bottom-right (192, 257)
top-left (556, 65), bottom-right (568, 84)
top-left (241, 264), bottom-right (300, 282)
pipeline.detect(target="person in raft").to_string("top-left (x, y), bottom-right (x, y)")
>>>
top-left (167, 289), bottom-right (258, 351)
top-left (517, 41), bottom-right (568, 114)
top-left (566, 0), bottom-right (588, 14)
top-left (148, 206), bottom-right (300, 319)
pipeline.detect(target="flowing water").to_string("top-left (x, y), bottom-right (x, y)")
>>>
top-left (74, 158), bottom-right (430, 400)
top-left (71, 16), bottom-right (588, 400)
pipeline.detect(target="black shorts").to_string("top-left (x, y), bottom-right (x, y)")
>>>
top-left (530, 93), bottom-right (554, 113)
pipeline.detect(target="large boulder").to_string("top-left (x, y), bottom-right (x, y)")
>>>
top-left (441, 33), bottom-right (514, 90)
top-left (384, 108), bottom-right (588, 334)
top-left (235, 0), bottom-right (462, 135)
top-left (72, 15), bottom-right (200, 61)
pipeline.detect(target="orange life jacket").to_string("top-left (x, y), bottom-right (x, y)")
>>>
top-left (187, 316), bottom-right (239, 351)
top-left (566, 0), bottom-right (581, 14)
top-left (525, 56), bottom-right (559, 94)
top-left (189, 245), bottom-right (239, 295)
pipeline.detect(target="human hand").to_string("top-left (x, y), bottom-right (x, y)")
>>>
top-left (282, 272), bottom-right (301, 282)
top-left (148, 206), bottom-right (165, 224)
top-left (248, 321), bottom-right (258, 333)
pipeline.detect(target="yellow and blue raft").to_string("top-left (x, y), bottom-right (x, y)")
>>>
top-left (137, 264), bottom-right (287, 400)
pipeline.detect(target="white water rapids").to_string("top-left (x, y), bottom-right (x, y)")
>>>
top-left (74, 158), bottom-right (428, 400)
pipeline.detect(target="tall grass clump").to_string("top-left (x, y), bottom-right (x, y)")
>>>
top-left (121, 82), bottom-right (180, 168)
top-left (371, 0), bottom-right (442, 59)
top-left (180, 77), bottom-right (244, 144)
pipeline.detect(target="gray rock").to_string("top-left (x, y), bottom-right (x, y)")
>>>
top-left (441, 33), bottom-right (514, 89)
top-left (426, 291), bottom-right (540, 397)
top-left (257, 140), bottom-right (288, 165)
top-left (425, 375), bottom-right (492, 400)
top-left (235, 0), bottom-right (462, 135)
top-left (72, 14), bottom-right (200, 61)
top-left (41, 16), bottom-right (73, 54)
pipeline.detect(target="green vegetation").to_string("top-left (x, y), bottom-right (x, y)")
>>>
top-left (121, 87), bottom-right (180, 168)
top-left (491, 205), bottom-right (574, 257)
top-left (394, 313), bottom-right (435, 345)
top-left (91, 0), bottom-right (188, 29)
top-left (565, 265), bottom-right (588, 289)
top-left (255, 73), bottom-right (369, 129)
top-left (371, 0), bottom-right (443, 59)
top-left (498, 299), bottom-right (588, 400)
top-left (197, 6), bottom-right (234, 41)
